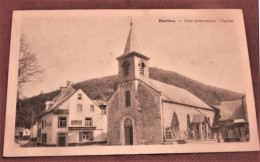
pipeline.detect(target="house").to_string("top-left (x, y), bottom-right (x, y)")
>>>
top-left (22, 129), bottom-right (31, 140)
top-left (15, 127), bottom-right (24, 139)
top-left (106, 21), bottom-right (217, 145)
top-left (15, 127), bottom-right (22, 139)
top-left (37, 81), bottom-right (107, 146)
top-left (213, 96), bottom-right (249, 142)
top-left (15, 127), bottom-right (30, 140)
top-left (30, 122), bottom-right (38, 141)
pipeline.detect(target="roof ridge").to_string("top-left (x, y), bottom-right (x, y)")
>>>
top-left (148, 78), bottom-right (213, 110)
top-left (46, 85), bottom-right (75, 112)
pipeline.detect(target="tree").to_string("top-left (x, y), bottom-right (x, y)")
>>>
top-left (18, 35), bottom-right (43, 97)
top-left (16, 34), bottom-right (43, 128)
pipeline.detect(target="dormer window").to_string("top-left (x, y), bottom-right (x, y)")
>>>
top-left (122, 60), bottom-right (130, 76)
top-left (139, 61), bottom-right (145, 76)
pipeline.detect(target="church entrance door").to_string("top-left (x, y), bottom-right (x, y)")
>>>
top-left (124, 118), bottom-right (133, 145)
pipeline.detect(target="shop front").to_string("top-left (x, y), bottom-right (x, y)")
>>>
top-left (67, 127), bottom-right (105, 146)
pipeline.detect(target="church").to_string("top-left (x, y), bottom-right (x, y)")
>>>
top-left (106, 20), bottom-right (217, 145)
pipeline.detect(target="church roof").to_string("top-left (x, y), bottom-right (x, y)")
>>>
top-left (191, 114), bottom-right (205, 123)
top-left (142, 78), bottom-right (214, 110)
top-left (215, 99), bottom-right (245, 121)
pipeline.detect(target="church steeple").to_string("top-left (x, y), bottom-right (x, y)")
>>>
top-left (123, 18), bottom-right (139, 55)
top-left (117, 18), bottom-right (150, 82)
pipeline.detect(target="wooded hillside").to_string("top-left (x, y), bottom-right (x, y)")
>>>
top-left (16, 67), bottom-right (243, 128)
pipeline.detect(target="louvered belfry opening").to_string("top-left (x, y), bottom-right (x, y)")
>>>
top-left (139, 61), bottom-right (145, 76)
top-left (122, 60), bottom-right (130, 76)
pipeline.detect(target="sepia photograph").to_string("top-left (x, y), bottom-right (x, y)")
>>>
top-left (3, 9), bottom-right (259, 157)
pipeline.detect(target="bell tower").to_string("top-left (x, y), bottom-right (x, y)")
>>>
top-left (117, 19), bottom-right (150, 82)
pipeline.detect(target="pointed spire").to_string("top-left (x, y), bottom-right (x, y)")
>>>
top-left (123, 18), bottom-right (139, 55)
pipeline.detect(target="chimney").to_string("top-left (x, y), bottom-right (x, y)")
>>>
top-left (60, 86), bottom-right (67, 93)
top-left (45, 101), bottom-right (54, 111)
top-left (67, 81), bottom-right (72, 87)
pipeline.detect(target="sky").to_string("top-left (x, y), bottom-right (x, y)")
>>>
top-left (18, 10), bottom-right (251, 97)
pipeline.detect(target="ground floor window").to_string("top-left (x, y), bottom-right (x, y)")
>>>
top-left (79, 131), bottom-right (93, 142)
top-left (165, 127), bottom-right (172, 139)
top-left (42, 133), bottom-right (47, 144)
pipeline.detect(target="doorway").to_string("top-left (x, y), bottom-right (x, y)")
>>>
top-left (124, 118), bottom-right (133, 145)
top-left (58, 133), bottom-right (66, 147)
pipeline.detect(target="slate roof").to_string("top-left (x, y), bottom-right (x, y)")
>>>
top-left (215, 99), bottom-right (245, 121)
top-left (141, 78), bottom-right (214, 110)
top-left (123, 20), bottom-right (139, 55)
top-left (45, 85), bottom-right (76, 113)
top-left (191, 114), bottom-right (205, 123)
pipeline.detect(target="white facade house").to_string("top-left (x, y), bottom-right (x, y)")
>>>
top-left (30, 123), bottom-right (38, 139)
top-left (37, 81), bottom-right (107, 146)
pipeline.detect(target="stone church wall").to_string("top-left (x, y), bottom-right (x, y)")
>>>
top-left (136, 81), bottom-right (163, 144)
top-left (163, 102), bottom-right (215, 139)
top-left (107, 79), bottom-right (163, 145)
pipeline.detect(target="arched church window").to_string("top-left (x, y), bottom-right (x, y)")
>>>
top-left (207, 117), bottom-right (211, 128)
top-left (124, 118), bottom-right (133, 127)
top-left (207, 117), bottom-right (211, 138)
top-left (122, 60), bottom-right (130, 76)
top-left (202, 118), bottom-right (207, 139)
top-left (125, 91), bottom-right (131, 106)
top-left (187, 114), bottom-right (191, 140)
top-left (171, 112), bottom-right (179, 139)
top-left (139, 61), bottom-right (145, 76)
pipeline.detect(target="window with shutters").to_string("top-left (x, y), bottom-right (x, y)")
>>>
top-left (58, 117), bottom-right (67, 128)
top-left (122, 60), bottom-right (130, 76)
top-left (125, 91), bottom-right (131, 107)
top-left (139, 61), bottom-right (145, 76)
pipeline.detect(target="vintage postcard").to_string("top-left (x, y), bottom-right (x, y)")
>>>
top-left (3, 9), bottom-right (259, 157)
